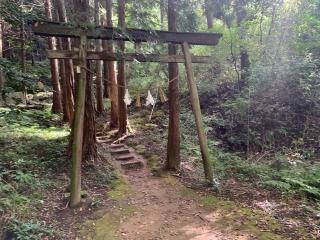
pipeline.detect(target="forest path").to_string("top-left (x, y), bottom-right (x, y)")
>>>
top-left (116, 166), bottom-right (250, 240)
top-left (83, 142), bottom-right (254, 240)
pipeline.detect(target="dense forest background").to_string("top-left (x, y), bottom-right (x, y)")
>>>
top-left (1, 0), bottom-right (319, 157)
top-left (0, 0), bottom-right (320, 239)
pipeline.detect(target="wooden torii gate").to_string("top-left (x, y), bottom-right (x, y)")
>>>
top-left (33, 21), bottom-right (222, 206)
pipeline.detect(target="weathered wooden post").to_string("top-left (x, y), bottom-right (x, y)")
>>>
top-left (70, 35), bottom-right (87, 207)
top-left (182, 42), bottom-right (213, 183)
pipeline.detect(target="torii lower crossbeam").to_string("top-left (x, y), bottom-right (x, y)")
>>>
top-left (47, 50), bottom-right (213, 63)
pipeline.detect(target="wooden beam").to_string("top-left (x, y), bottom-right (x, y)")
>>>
top-left (182, 41), bottom-right (213, 183)
top-left (47, 50), bottom-right (213, 63)
top-left (70, 35), bottom-right (87, 207)
top-left (33, 21), bottom-right (222, 46)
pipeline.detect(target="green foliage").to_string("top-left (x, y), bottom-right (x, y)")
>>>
top-left (9, 220), bottom-right (54, 240)
top-left (0, 107), bottom-right (69, 238)
top-left (0, 59), bottom-right (50, 94)
top-left (0, 0), bottom-right (44, 26)
top-left (214, 148), bottom-right (320, 200)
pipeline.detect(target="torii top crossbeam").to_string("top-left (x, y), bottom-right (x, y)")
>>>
top-left (33, 21), bottom-right (222, 46)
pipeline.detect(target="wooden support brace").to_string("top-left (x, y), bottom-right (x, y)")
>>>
top-left (70, 35), bottom-right (87, 207)
top-left (182, 42), bottom-right (213, 183)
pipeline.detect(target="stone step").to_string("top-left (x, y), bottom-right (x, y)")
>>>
top-left (120, 160), bottom-right (144, 169)
top-left (110, 148), bottom-right (130, 154)
top-left (97, 139), bottom-right (113, 144)
top-left (110, 144), bottom-right (125, 149)
top-left (115, 154), bottom-right (135, 161)
top-left (96, 136), bottom-right (109, 140)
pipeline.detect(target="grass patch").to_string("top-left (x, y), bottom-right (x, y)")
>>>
top-left (80, 205), bottom-right (136, 240)
top-left (107, 174), bottom-right (131, 201)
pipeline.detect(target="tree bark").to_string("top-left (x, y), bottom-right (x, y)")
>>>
top-left (165, 0), bottom-right (180, 171)
top-left (20, 2), bottom-right (26, 73)
top-left (117, 0), bottom-right (127, 136)
top-left (95, 0), bottom-right (104, 115)
top-left (45, 0), bottom-right (63, 113)
top-left (106, 0), bottom-right (119, 128)
top-left (205, 0), bottom-right (213, 29)
top-left (80, 0), bottom-right (98, 162)
top-left (82, 61), bottom-right (98, 162)
top-left (235, 0), bottom-right (250, 84)
top-left (160, 0), bottom-right (165, 28)
top-left (0, 19), bottom-right (4, 102)
top-left (56, 0), bottom-right (75, 123)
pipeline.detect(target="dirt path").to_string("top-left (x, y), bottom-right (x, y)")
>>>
top-left (117, 168), bottom-right (250, 240)
top-left (79, 143), bottom-right (280, 240)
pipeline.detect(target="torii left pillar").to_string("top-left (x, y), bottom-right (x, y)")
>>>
top-left (70, 35), bottom-right (87, 207)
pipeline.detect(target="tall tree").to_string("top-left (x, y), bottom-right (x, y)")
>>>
top-left (44, 0), bottom-right (63, 113)
top-left (105, 0), bottom-right (118, 128)
top-left (204, 0), bottom-right (213, 29)
top-left (56, 0), bottom-right (75, 123)
top-left (0, 19), bottom-right (4, 102)
top-left (20, 0), bottom-right (26, 74)
top-left (70, 0), bottom-right (98, 162)
top-left (82, 61), bottom-right (98, 162)
top-left (117, 0), bottom-right (127, 136)
top-left (95, 0), bottom-right (104, 115)
top-left (160, 0), bottom-right (165, 28)
top-left (165, 0), bottom-right (180, 170)
top-left (235, 0), bottom-right (250, 83)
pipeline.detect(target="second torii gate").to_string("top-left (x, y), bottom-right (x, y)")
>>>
top-left (33, 21), bottom-right (222, 206)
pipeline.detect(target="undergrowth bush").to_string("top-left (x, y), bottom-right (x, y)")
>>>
top-left (214, 148), bottom-right (320, 200)
top-left (180, 108), bottom-right (320, 201)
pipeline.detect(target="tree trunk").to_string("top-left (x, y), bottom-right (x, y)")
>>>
top-left (0, 19), bottom-right (4, 102)
top-left (106, 0), bottom-right (119, 128)
top-left (165, 0), bottom-right (180, 171)
top-left (82, 61), bottom-right (98, 162)
top-left (102, 13), bottom-right (109, 99)
top-left (56, 0), bottom-right (75, 123)
top-left (80, 0), bottom-right (98, 162)
top-left (44, 0), bottom-right (63, 114)
top-left (235, 0), bottom-right (250, 84)
top-left (95, 0), bottom-right (104, 115)
top-left (117, 0), bottom-right (127, 136)
top-left (20, 4), bottom-right (26, 73)
top-left (20, 0), bottom-right (27, 105)
top-left (160, 0), bottom-right (165, 28)
top-left (205, 0), bottom-right (213, 29)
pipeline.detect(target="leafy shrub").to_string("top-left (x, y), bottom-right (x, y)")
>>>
top-left (9, 220), bottom-right (54, 240)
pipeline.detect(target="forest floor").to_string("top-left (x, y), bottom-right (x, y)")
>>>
top-left (1, 104), bottom-right (319, 239)
top-left (79, 108), bottom-right (319, 240)
top-left (80, 151), bottom-right (273, 240)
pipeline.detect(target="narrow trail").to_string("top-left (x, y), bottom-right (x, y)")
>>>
top-left (84, 141), bottom-right (254, 240)
top-left (118, 167), bottom-right (249, 240)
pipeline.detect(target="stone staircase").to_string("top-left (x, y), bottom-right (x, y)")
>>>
top-left (96, 132), bottom-right (144, 170)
